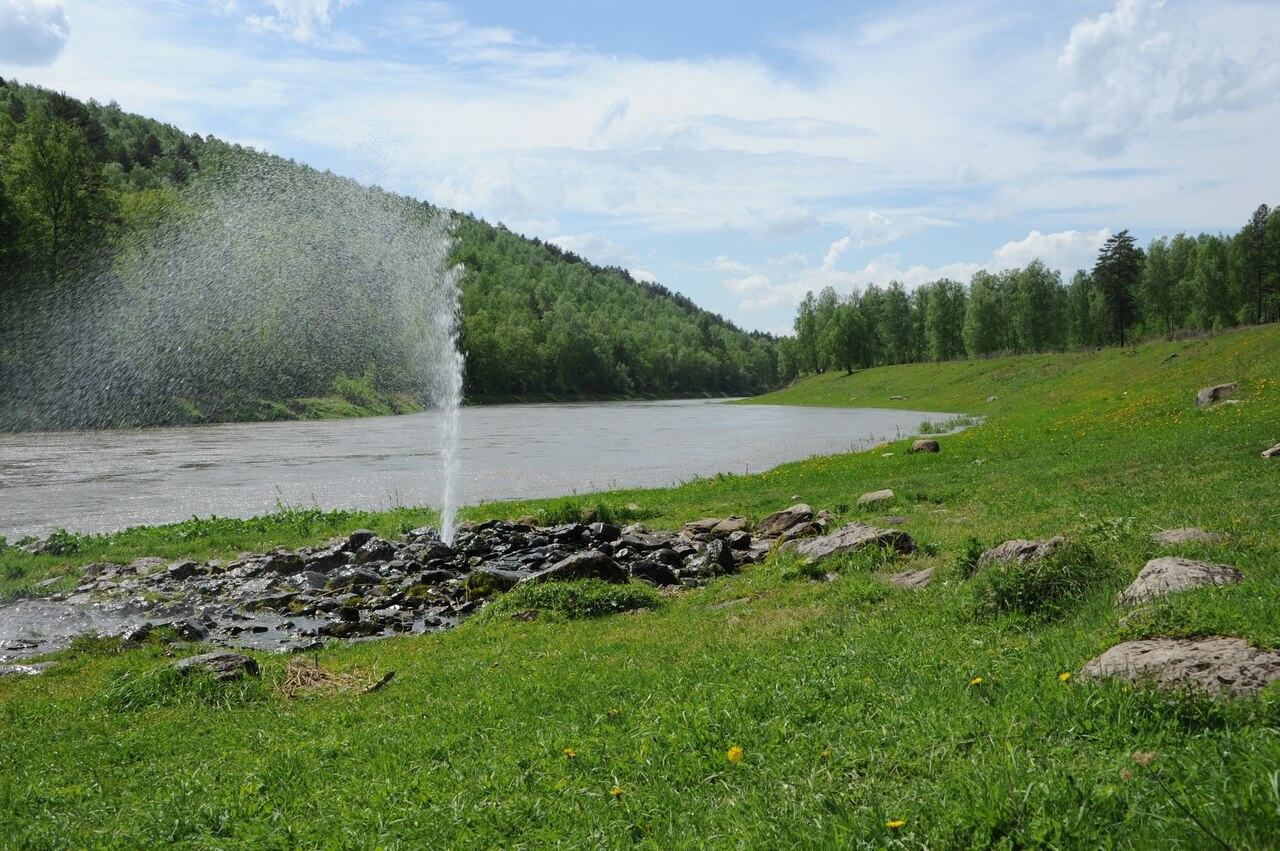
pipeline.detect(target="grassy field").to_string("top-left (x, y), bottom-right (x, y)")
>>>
top-left (2, 327), bottom-right (1279, 847)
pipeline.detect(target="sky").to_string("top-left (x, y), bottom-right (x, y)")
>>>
top-left (1, 0), bottom-right (1277, 334)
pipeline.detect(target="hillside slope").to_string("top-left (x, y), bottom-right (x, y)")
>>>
top-left (0, 80), bottom-right (777, 430)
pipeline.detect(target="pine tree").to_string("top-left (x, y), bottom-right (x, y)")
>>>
top-left (1092, 230), bottom-right (1142, 346)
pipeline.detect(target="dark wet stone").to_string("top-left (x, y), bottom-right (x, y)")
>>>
top-left (172, 620), bottom-right (208, 641)
top-left (526, 550), bottom-right (628, 584)
top-left (587, 522), bottom-right (621, 542)
top-left (355, 539), bottom-right (396, 564)
top-left (629, 560), bottom-right (679, 587)
top-left (652, 548), bottom-right (683, 567)
top-left (305, 547), bottom-right (351, 572)
top-left (167, 561), bottom-right (203, 580)
top-left (348, 529), bottom-right (377, 549)
top-left (320, 621), bottom-right (385, 639)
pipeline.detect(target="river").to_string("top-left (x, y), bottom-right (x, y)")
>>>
top-left (0, 399), bottom-right (955, 539)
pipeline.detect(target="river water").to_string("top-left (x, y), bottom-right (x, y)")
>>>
top-left (0, 399), bottom-right (954, 539)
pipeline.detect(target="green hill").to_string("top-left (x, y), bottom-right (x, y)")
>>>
top-left (2, 327), bottom-right (1278, 846)
top-left (0, 80), bottom-right (778, 430)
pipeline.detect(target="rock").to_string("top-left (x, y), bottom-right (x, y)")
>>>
top-left (166, 560), bottom-right (203, 580)
top-left (777, 522), bottom-right (820, 544)
top-left (526, 550), bottom-right (628, 584)
top-left (120, 623), bottom-right (154, 643)
top-left (682, 518), bottom-right (723, 535)
top-left (174, 652), bottom-right (260, 681)
top-left (782, 522), bottom-right (916, 562)
top-left (912, 439), bottom-right (940, 453)
top-left (305, 546), bottom-right (350, 572)
top-left (1079, 637), bottom-right (1280, 697)
top-left (754, 504), bottom-right (814, 538)
top-left (1263, 443), bottom-right (1280, 459)
top-left (890, 395), bottom-right (906, 400)
top-left (1151, 527), bottom-right (1224, 547)
top-left (886, 567), bottom-right (934, 589)
top-left (172, 620), bottom-right (208, 641)
top-left (587, 522), bottom-right (621, 542)
top-left (976, 536), bottom-right (1067, 569)
top-left (1117, 556), bottom-right (1242, 606)
top-left (727, 530), bottom-right (752, 550)
top-left (712, 516), bottom-right (749, 536)
top-left (1195, 382), bottom-right (1237, 407)
top-left (986, 395), bottom-right (998, 402)
top-left (629, 560), bottom-right (679, 587)
top-left (0, 662), bottom-right (57, 677)
top-left (874, 516), bottom-right (910, 526)
top-left (354, 538), bottom-right (396, 564)
top-left (857, 489), bottom-right (894, 506)
top-left (347, 529), bottom-right (377, 549)
top-left (515, 515), bottom-right (540, 527)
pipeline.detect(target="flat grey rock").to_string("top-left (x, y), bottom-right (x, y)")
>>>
top-left (977, 536), bottom-right (1067, 569)
top-left (857, 489), bottom-right (894, 506)
top-left (1151, 527), bottom-right (1224, 546)
top-left (1080, 637), bottom-right (1280, 696)
top-left (782, 522), bottom-right (915, 562)
top-left (1117, 556), bottom-right (1241, 606)
top-left (754, 504), bottom-right (813, 538)
top-left (886, 567), bottom-right (934, 589)
top-left (1195, 382), bottom-right (1237, 407)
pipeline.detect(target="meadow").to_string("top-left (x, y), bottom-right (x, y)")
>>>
top-left (1, 326), bottom-right (1278, 848)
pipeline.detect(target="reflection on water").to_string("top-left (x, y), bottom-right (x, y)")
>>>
top-left (0, 399), bottom-right (957, 538)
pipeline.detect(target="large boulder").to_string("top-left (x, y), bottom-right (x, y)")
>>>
top-left (1195, 382), bottom-right (1237, 407)
top-left (911, 439), bottom-right (940, 453)
top-left (174, 652), bottom-right (260, 681)
top-left (712, 516), bottom-right (749, 536)
top-left (1116, 556), bottom-right (1242, 606)
top-left (754, 504), bottom-right (813, 538)
top-left (976, 536), bottom-right (1067, 569)
top-left (525, 550), bottom-right (628, 584)
top-left (1079, 637), bottom-right (1280, 696)
top-left (782, 522), bottom-right (915, 563)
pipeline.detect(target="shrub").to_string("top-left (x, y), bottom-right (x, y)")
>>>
top-left (954, 535), bottom-right (986, 579)
top-left (969, 539), bottom-right (1115, 619)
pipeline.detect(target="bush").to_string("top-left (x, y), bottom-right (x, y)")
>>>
top-left (969, 539), bottom-right (1115, 620)
top-left (480, 579), bottom-right (661, 621)
top-left (332, 368), bottom-right (382, 410)
top-left (954, 535), bottom-right (986, 579)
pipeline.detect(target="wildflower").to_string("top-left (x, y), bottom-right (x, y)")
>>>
top-left (610, 786), bottom-right (624, 798)
top-left (1120, 768), bottom-right (1133, 781)
top-left (886, 820), bottom-right (905, 829)
top-left (563, 747), bottom-right (577, 759)
top-left (1059, 672), bottom-right (1072, 682)
top-left (607, 707), bottom-right (619, 718)
top-left (969, 677), bottom-right (983, 686)
top-left (727, 745), bottom-right (744, 763)
top-left (1132, 751), bottom-right (1156, 767)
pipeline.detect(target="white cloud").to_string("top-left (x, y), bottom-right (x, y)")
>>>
top-left (851, 211), bottom-right (945, 248)
top-left (990, 228), bottom-right (1109, 276)
top-left (0, 0), bottom-right (69, 66)
top-left (822, 236), bottom-right (852, 270)
top-left (244, 0), bottom-right (359, 43)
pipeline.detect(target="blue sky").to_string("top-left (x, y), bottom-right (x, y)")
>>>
top-left (2, 0), bottom-right (1278, 333)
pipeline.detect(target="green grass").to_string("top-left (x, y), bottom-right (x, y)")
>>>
top-left (3, 325), bottom-right (1280, 847)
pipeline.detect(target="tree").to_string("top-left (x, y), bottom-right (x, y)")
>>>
top-left (1246, 203), bottom-right (1272, 324)
top-left (1092, 230), bottom-right (1142, 346)
top-left (921, 278), bottom-right (966, 361)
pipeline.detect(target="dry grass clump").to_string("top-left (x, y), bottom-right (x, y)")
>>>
top-left (278, 658), bottom-right (394, 698)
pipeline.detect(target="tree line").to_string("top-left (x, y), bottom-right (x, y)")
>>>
top-left (782, 213), bottom-right (1280, 376)
top-left (0, 81), bottom-right (779, 430)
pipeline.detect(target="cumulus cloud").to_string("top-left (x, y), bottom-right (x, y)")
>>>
top-left (244, 0), bottom-right (358, 43)
top-left (822, 236), bottom-right (852, 270)
top-left (0, 0), bottom-right (69, 66)
top-left (991, 228), bottom-right (1109, 276)
top-left (851, 211), bottom-right (945, 248)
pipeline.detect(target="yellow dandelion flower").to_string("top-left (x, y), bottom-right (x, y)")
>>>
top-left (886, 820), bottom-right (905, 829)
top-left (1059, 672), bottom-right (1072, 682)
top-left (563, 747), bottom-right (577, 759)
top-left (607, 707), bottom-right (619, 718)
top-left (969, 677), bottom-right (983, 686)
top-left (727, 745), bottom-right (744, 763)
top-left (610, 786), bottom-right (624, 798)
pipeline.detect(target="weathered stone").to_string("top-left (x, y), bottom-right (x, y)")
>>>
top-left (587, 522), bottom-right (621, 542)
top-left (682, 518), bottom-right (723, 535)
top-left (912, 439), bottom-right (940, 453)
top-left (1117, 556), bottom-right (1242, 606)
top-left (711, 516), bottom-right (749, 536)
top-left (754, 504), bottom-right (813, 538)
top-left (172, 620), bottom-right (208, 641)
top-left (320, 620), bottom-right (386, 639)
top-left (782, 522), bottom-right (916, 562)
top-left (727, 530), bottom-right (752, 550)
top-left (174, 651), bottom-right (260, 681)
top-left (777, 522), bottom-right (820, 544)
top-left (874, 516), bottom-right (910, 526)
top-left (629, 560), bottom-right (679, 587)
top-left (166, 560), bottom-right (203, 580)
top-left (886, 567), bottom-right (935, 589)
top-left (890, 395), bottom-right (906, 400)
top-left (526, 550), bottom-right (628, 584)
top-left (976, 536), bottom-right (1067, 569)
top-left (986, 395), bottom-right (998, 402)
top-left (1263, 442), bottom-right (1280, 459)
top-left (1151, 527), bottom-right (1224, 546)
top-left (305, 546), bottom-right (351, 572)
top-left (354, 539), bottom-right (396, 564)
top-left (1079, 637), bottom-right (1280, 696)
top-left (857, 489), bottom-right (894, 506)
top-left (347, 529), bottom-right (377, 549)
top-left (1195, 382), bottom-right (1237, 407)
top-left (515, 515), bottom-right (540, 527)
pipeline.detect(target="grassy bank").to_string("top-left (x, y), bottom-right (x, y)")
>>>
top-left (2, 327), bottom-right (1279, 847)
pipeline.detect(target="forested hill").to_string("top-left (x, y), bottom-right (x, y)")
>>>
top-left (0, 80), bottom-right (779, 431)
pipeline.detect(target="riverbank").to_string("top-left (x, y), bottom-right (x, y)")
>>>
top-left (2, 326), bottom-right (1279, 847)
